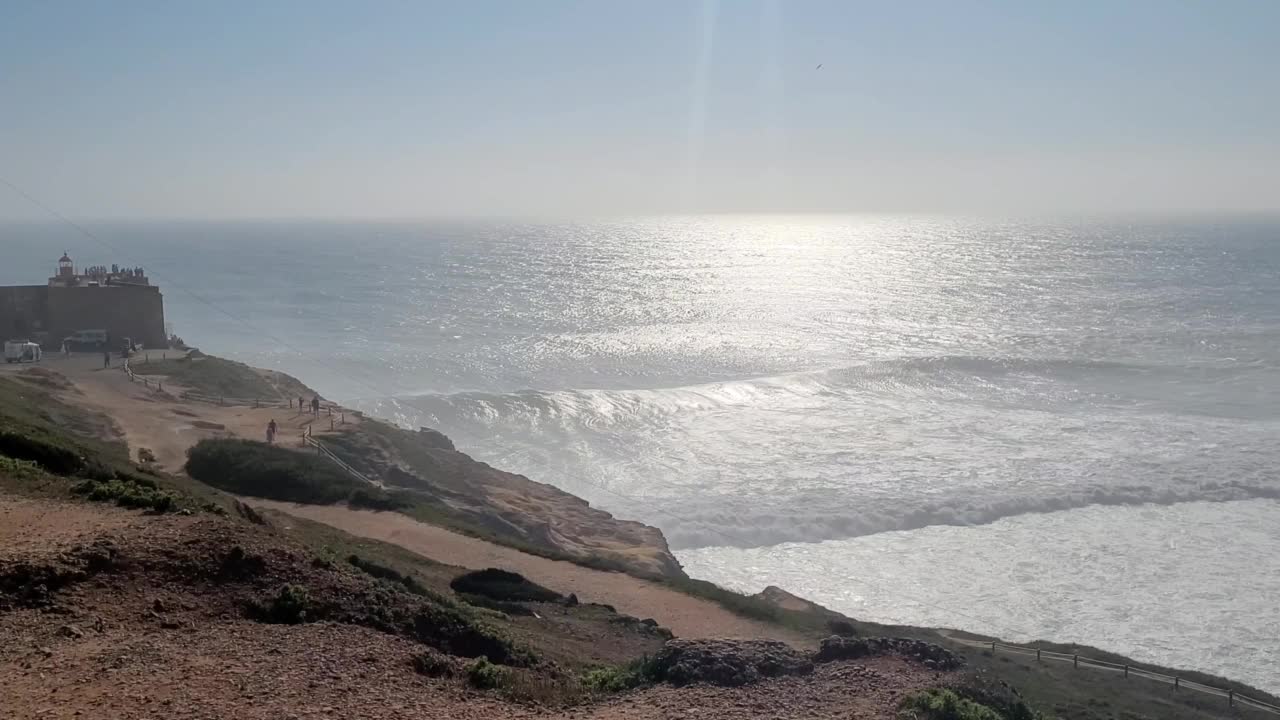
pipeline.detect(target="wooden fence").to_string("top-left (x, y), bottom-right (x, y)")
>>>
top-left (947, 636), bottom-right (1280, 715)
top-left (303, 435), bottom-right (381, 488)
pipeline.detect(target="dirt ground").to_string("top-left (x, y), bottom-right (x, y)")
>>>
top-left (0, 495), bottom-right (943, 720)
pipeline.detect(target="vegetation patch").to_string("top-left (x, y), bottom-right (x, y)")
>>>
top-left (185, 438), bottom-right (363, 504)
top-left (449, 568), bottom-right (563, 603)
top-left (249, 583), bottom-right (313, 624)
top-left (72, 476), bottom-right (177, 513)
top-left (0, 456), bottom-right (46, 482)
top-left (465, 656), bottom-right (509, 689)
top-left (454, 593), bottom-right (537, 617)
top-left (410, 603), bottom-right (535, 666)
top-left (581, 656), bottom-right (661, 694)
top-left (347, 554), bottom-right (428, 595)
top-left (0, 428), bottom-right (85, 475)
top-left (347, 487), bottom-right (411, 512)
top-left (411, 649), bottom-right (456, 678)
top-left (898, 688), bottom-right (1010, 720)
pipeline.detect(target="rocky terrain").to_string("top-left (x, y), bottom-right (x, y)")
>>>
top-left (4, 356), bottom-right (1279, 720)
top-left (0, 496), bottom-right (951, 720)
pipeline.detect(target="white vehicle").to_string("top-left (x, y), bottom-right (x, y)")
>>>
top-left (4, 341), bottom-right (42, 364)
top-left (63, 329), bottom-right (108, 350)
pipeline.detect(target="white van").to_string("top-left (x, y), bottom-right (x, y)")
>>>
top-left (4, 341), bottom-right (42, 364)
top-left (63, 329), bottom-right (108, 350)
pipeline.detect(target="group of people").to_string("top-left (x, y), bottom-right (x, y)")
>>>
top-left (265, 395), bottom-right (323, 444)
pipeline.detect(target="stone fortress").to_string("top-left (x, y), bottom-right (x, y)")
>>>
top-left (0, 253), bottom-right (167, 348)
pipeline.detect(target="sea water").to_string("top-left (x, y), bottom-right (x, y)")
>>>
top-left (3, 215), bottom-right (1277, 691)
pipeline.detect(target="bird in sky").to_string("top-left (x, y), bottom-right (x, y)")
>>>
top-left (816, 63), bottom-right (823, 70)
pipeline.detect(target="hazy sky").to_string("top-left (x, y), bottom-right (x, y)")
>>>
top-left (2, 0), bottom-right (1278, 219)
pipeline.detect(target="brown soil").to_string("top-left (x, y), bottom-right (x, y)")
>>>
top-left (0, 495), bottom-right (946, 720)
top-left (249, 499), bottom-right (811, 646)
top-left (566, 658), bottom-right (946, 719)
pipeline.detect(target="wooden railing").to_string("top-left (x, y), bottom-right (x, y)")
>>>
top-left (946, 636), bottom-right (1280, 715)
top-left (303, 434), bottom-right (381, 488)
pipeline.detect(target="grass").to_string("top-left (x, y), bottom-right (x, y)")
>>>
top-left (129, 353), bottom-right (313, 400)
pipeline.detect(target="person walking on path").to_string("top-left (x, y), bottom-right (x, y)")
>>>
top-left (267, 419), bottom-right (278, 444)
top-left (311, 395), bottom-right (320, 416)
top-left (102, 350), bottom-right (110, 368)
top-left (61, 341), bottom-right (69, 357)
top-left (298, 396), bottom-right (304, 415)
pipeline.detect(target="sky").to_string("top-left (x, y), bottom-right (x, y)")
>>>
top-left (1, 0), bottom-right (1278, 219)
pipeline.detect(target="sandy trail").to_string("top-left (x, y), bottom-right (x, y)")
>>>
top-left (251, 499), bottom-right (811, 646)
top-left (39, 355), bottom-right (348, 471)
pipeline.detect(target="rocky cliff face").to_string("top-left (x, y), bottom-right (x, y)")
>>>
top-left (320, 418), bottom-right (685, 579)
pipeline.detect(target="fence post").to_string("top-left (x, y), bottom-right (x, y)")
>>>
top-left (341, 412), bottom-right (345, 424)
top-left (1124, 665), bottom-right (1129, 678)
top-left (1073, 655), bottom-right (1078, 669)
top-left (158, 381), bottom-right (162, 393)
top-left (330, 418), bottom-right (335, 431)
top-left (1229, 690), bottom-right (1234, 707)
top-left (1036, 648), bottom-right (1041, 662)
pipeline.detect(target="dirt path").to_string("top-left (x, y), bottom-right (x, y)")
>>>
top-left (250, 499), bottom-right (811, 647)
top-left (41, 358), bottom-right (348, 471)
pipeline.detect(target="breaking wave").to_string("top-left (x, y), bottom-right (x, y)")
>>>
top-left (356, 355), bottom-right (1280, 549)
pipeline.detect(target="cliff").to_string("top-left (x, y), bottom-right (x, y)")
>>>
top-left (319, 416), bottom-right (685, 579)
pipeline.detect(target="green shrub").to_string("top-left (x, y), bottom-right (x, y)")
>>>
top-left (898, 688), bottom-right (1006, 720)
top-left (581, 656), bottom-right (660, 694)
top-left (72, 476), bottom-right (179, 513)
top-left (411, 604), bottom-right (535, 667)
top-left (412, 650), bottom-right (455, 678)
top-left (0, 455), bottom-right (45, 481)
top-left (253, 584), bottom-right (312, 624)
top-left (185, 438), bottom-right (361, 504)
top-left (465, 657), bottom-right (509, 689)
top-left (449, 568), bottom-right (563, 603)
top-left (0, 429), bottom-right (83, 475)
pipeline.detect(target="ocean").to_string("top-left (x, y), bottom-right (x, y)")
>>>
top-left (3, 215), bottom-right (1278, 691)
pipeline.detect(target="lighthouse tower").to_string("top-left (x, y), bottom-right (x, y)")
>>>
top-left (57, 252), bottom-right (74, 280)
